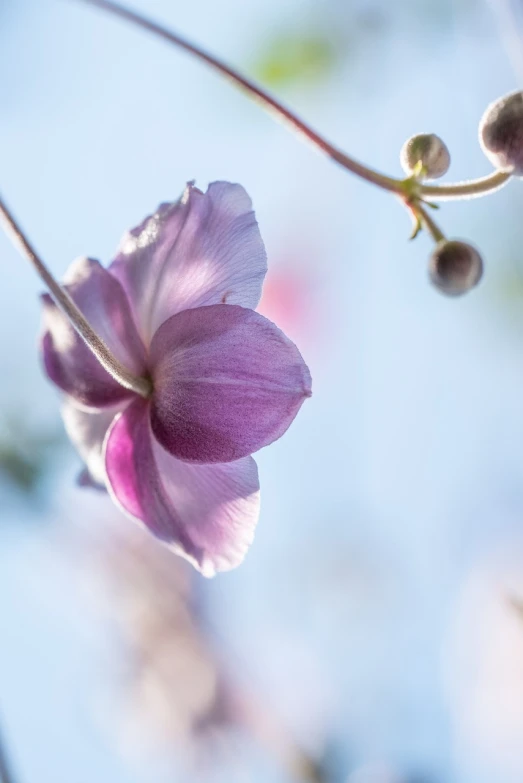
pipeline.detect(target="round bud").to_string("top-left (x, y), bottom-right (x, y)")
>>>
top-left (428, 240), bottom-right (483, 297)
top-left (479, 90), bottom-right (523, 175)
top-left (400, 133), bottom-right (450, 179)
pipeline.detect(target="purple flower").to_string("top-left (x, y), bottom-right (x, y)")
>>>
top-left (41, 182), bottom-right (311, 576)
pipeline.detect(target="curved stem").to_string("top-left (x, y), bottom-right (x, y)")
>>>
top-left (419, 168), bottom-right (512, 200)
top-left (416, 203), bottom-right (445, 243)
top-left (74, 0), bottom-right (403, 194)
top-left (0, 195), bottom-right (151, 399)
top-left (75, 0), bottom-right (515, 207)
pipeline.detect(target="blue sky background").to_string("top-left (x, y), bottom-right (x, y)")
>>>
top-left (2, 1), bottom-right (523, 782)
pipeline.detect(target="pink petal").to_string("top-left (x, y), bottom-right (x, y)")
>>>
top-left (149, 304), bottom-right (312, 464)
top-left (62, 398), bottom-right (124, 487)
top-left (41, 257), bottom-right (147, 408)
top-left (104, 399), bottom-right (260, 576)
top-left (109, 182), bottom-right (267, 346)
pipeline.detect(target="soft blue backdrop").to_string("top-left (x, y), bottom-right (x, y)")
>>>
top-left (1, 1), bottom-right (523, 781)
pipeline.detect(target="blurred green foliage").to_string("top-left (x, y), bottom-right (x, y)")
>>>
top-left (251, 0), bottom-right (475, 90)
top-left (253, 31), bottom-right (339, 87)
top-left (0, 417), bottom-right (65, 497)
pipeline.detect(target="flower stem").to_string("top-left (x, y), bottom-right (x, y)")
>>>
top-left (74, 0), bottom-right (403, 194)
top-left (419, 168), bottom-right (512, 201)
top-left (74, 0), bottom-right (515, 205)
top-left (0, 194), bottom-right (151, 399)
top-left (416, 203), bottom-right (446, 243)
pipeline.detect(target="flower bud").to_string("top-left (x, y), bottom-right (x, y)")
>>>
top-left (479, 90), bottom-right (523, 175)
top-left (428, 240), bottom-right (483, 296)
top-left (400, 133), bottom-right (450, 179)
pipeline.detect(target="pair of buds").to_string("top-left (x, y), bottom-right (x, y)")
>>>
top-left (399, 90), bottom-right (523, 297)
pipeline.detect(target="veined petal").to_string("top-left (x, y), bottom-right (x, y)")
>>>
top-left (109, 182), bottom-right (267, 345)
top-left (62, 399), bottom-right (125, 487)
top-left (41, 257), bottom-right (147, 408)
top-left (104, 399), bottom-right (260, 576)
top-left (149, 304), bottom-right (312, 464)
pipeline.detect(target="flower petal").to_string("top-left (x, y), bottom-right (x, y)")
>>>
top-left (149, 304), bottom-right (312, 464)
top-left (109, 182), bottom-right (267, 345)
top-left (62, 398), bottom-right (125, 487)
top-left (104, 399), bottom-right (260, 576)
top-left (41, 257), bottom-right (147, 408)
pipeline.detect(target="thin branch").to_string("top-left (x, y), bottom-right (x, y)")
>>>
top-left (416, 203), bottom-right (445, 244)
top-left (419, 169), bottom-right (512, 201)
top-left (74, 0), bottom-right (403, 194)
top-left (74, 0), bottom-right (514, 205)
top-left (0, 194), bottom-right (151, 398)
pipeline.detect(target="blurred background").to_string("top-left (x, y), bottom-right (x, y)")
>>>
top-left (2, 0), bottom-right (523, 781)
